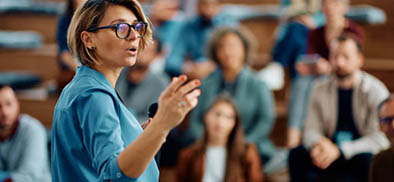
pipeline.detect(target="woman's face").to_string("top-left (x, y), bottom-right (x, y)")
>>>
top-left (89, 5), bottom-right (141, 68)
top-left (216, 32), bottom-right (245, 71)
top-left (204, 101), bottom-right (236, 140)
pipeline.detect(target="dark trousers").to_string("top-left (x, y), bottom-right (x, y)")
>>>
top-left (289, 145), bottom-right (372, 182)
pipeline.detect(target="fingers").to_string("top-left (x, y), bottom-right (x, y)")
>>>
top-left (141, 118), bottom-right (152, 130)
top-left (184, 89), bottom-right (201, 109)
top-left (162, 75), bottom-right (188, 98)
top-left (176, 79), bottom-right (200, 96)
top-left (310, 146), bottom-right (320, 160)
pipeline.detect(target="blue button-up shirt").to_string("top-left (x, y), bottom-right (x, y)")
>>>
top-left (51, 65), bottom-right (159, 181)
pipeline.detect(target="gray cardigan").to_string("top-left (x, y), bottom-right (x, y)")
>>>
top-left (303, 70), bottom-right (390, 159)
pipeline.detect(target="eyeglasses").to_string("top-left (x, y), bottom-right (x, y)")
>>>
top-left (87, 22), bottom-right (148, 39)
top-left (379, 116), bottom-right (394, 124)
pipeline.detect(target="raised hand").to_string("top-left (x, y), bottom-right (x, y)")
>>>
top-left (152, 75), bottom-right (201, 131)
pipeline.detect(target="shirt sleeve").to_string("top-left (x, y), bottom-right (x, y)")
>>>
top-left (76, 90), bottom-right (137, 181)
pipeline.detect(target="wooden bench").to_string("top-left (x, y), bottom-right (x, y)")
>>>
top-left (0, 44), bottom-right (59, 81)
top-left (0, 13), bottom-right (58, 43)
top-left (18, 94), bottom-right (58, 129)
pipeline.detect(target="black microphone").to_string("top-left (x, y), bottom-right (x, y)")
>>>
top-left (148, 103), bottom-right (158, 118)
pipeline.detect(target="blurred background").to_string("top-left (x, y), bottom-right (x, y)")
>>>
top-left (0, 0), bottom-right (393, 181)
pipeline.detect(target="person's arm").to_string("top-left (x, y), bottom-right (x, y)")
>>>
top-left (77, 76), bottom-right (200, 180)
top-left (117, 76), bottom-right (200, 178)
top-left (245, 81), bottom-right (275, 158)
top-left (303, 83), bottom-right (324, 149)
top-left (9, 119), bottom-right (49, 182)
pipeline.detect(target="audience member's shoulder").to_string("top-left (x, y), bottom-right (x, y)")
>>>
top-left (243, 68), bottom-right (269, 88)
top-left (179, 142), bottom-right (202, 159)
top-left (361, 71), bottom-right (388, 91)
top-left (18, 114), bottom-right (46, 135)
top-left (201, 69), bottom-right (221, 84)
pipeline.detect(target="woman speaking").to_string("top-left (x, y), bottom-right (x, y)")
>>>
top-left (51, 0), bottom-right (201, 181)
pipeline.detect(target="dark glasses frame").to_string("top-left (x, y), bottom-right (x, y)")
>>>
top-left (87, 22), bottom-right (148, 39)
top-left (379, 116), bottom-right (394, 124)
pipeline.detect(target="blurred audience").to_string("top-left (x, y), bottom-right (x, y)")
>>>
top-left (369, 95), bottom-right (394, 182)
top-left (56, 0), bottom-right (87, 92)
top-left (287, 0), bottom-right (365, 148)
top-left (177, 94), bottom-right (263, 182)
top-left (116, 37), bottom-right (169, 123)
top-left (188, 27), bottom-right (277, 167)
top-left (289, 34), bottom-right (389, 182)
top-left (149, 0), bottom-right (185, 73)
top-left (165, 0), bottom-right (238, 79)
top-left (0, 85), bottom-right (51, 182)
top-left (273, 0), bottom-right (323, 79)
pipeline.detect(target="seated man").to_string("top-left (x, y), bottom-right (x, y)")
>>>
top-left (0, 85), bottom-right (51, 181)
top-left (287, 0), bottom-right (365, 148)
top-left (289, 33), bottom-right (389, 182)
top-left (369, 95), bottom-right (394, 182)
top-left (116, 37), bottom-right (169, 123)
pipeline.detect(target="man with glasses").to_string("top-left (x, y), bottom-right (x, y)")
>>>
top-left (369, 95), bottom-right (394, 182)
top-left (289, 33), bottom-right (389, 182)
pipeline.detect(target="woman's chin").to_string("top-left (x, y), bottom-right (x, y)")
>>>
top-left (124, 58), bottom-right (137, 66)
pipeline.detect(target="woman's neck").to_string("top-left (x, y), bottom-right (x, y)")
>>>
top-left (91, 64), bottom-right (123, 88)
top-left (207, 136), bottom-right (228, 147)
top-left (223, 67), bottom-right (242, 83)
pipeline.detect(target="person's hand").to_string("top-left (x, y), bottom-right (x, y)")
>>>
top-left (296, 58), bottom-right (331, 76)
top-left (141, 118), bottom-right (152, 130)
top-left (287, 127), bottom-right (302, 148)
top-left (152, 75), bottom-right (201, 131)
top-left (310, 137), bottom-right (341, 169)
top-left (315, 58), bottom-right (331, 75)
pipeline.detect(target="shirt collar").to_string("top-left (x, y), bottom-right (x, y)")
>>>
top-left (76, 65), bottom-right (114, 90)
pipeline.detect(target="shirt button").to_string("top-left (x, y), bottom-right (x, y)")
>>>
top-left (116, 172), bottom-right (122, 178)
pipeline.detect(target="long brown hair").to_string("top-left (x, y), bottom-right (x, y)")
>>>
top-left (197, 93), bottom-right (248, 181)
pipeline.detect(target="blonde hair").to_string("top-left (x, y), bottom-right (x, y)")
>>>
top-left (67, 0), bottom-right (152, 66)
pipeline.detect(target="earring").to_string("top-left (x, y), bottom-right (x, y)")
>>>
top-left (88, 46), bottom-right (95, 51)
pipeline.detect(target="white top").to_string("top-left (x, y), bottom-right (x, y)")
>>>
top-left (202, 146), bottom-right (227, 182)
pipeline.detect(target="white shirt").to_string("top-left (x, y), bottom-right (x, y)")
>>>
top-left (202, 146), bottom-right (227, 182)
